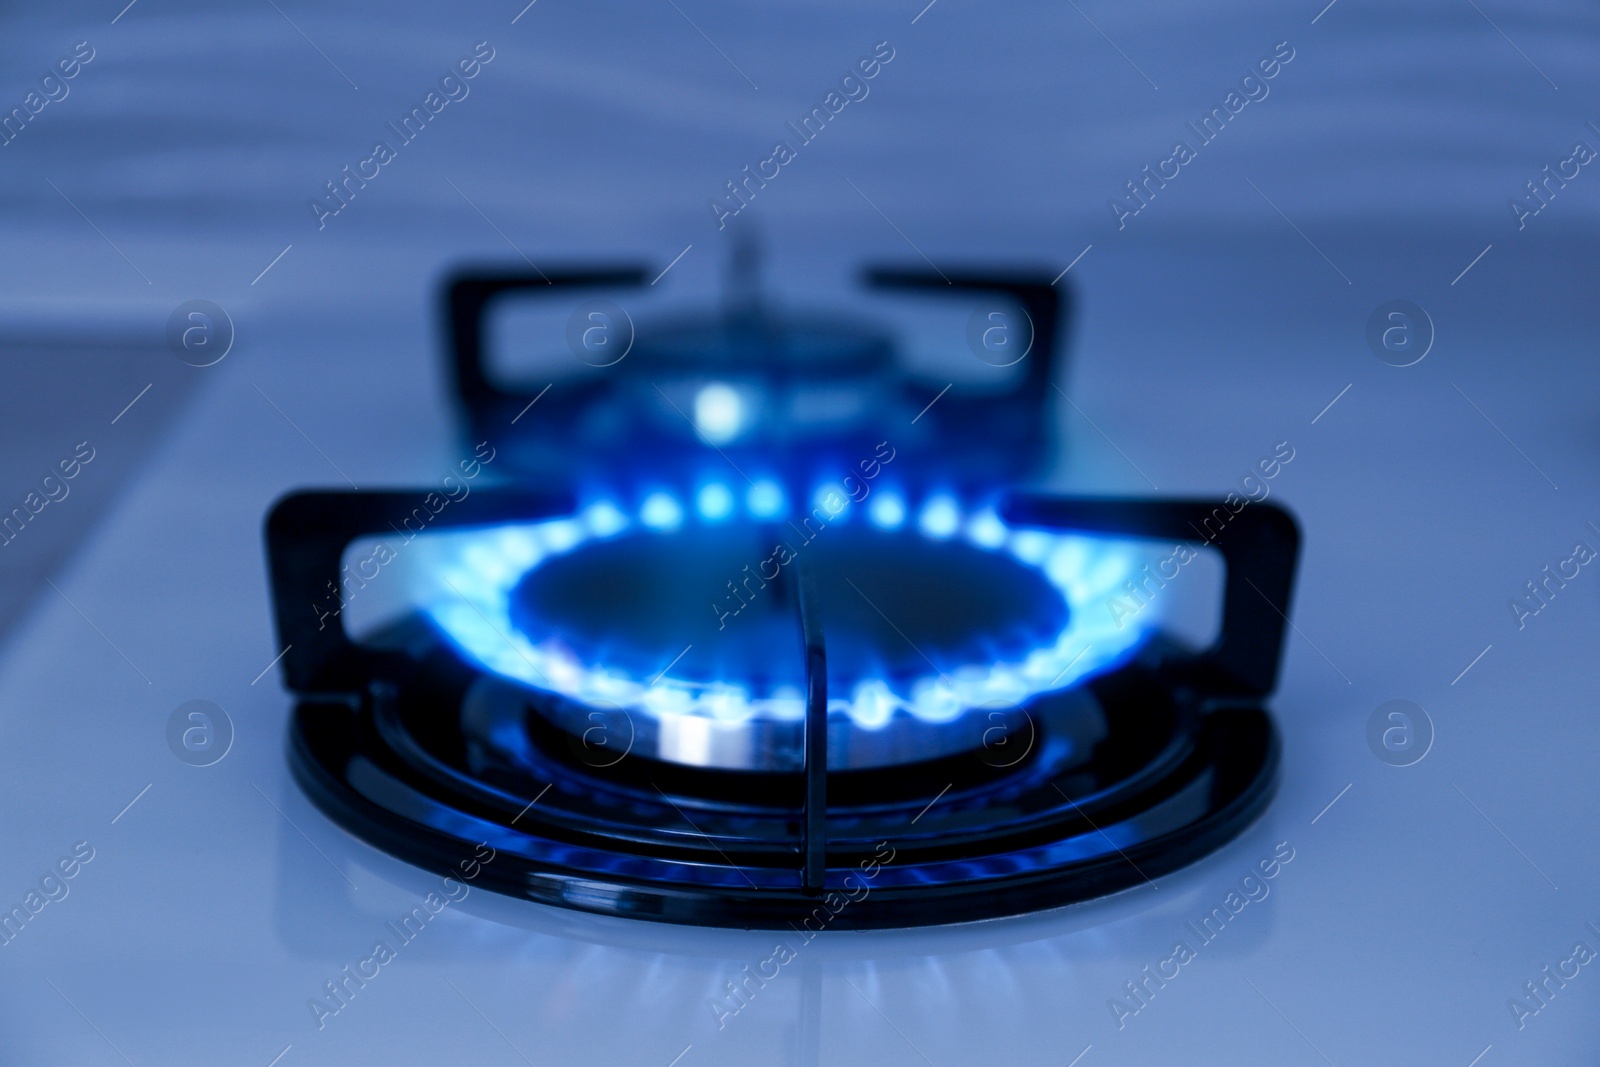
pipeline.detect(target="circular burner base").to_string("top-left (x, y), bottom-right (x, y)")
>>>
top-left (286, 619), bottom-right (1279, 929)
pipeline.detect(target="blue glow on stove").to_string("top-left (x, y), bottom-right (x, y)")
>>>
top-left (1009, 529), bottom-right (1055, 565)
top-left (693, 382), bottom-right (744, 444)
top-left (868, 491), bottom-right (906, 529)
top-left (538, 518), bottom-right (584, 553)
top-left (583, 501), bottom-right (628, 537)
top-left (746, 480), bottom-right (785, 518)
top-left (965, 508), bottom-right (1008, 549)
top-left (423, 487), bottom-right (1156, 730)
top-left (918, 495), bottom-right (960, 539)
top-left (696, 482), bottom-right (735, 522)
top-left (639, 492), bottom-right (683, 531)
top-left (813, 484), bottom-right (846, 516)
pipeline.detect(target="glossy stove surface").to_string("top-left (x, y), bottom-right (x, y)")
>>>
top-left (4, 1), bottom-right (1600, 1063)
top-left (4, 261), bottom-right (1597, 1064)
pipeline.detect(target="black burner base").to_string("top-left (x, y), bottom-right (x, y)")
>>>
top-left (286, 629), bottom-right (1279, 929)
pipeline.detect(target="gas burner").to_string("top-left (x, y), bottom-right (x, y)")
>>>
top-left (261, 256), bottom-right (1302, 928)
top-left (264, 488), bottom-right (1298, 929)
top-left (443, 242), bottom-right (1065, 489)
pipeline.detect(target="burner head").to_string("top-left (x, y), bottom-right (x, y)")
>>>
top-left (407, 489), bottom-right (1156, 771)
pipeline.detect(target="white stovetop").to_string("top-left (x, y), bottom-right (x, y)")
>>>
top-left (3, 1), bottom-right (1599, 1064)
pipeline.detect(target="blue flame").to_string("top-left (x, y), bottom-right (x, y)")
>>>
top-left (917, 495), bottom-right (960, 539)
top-left (746, 479), bottom-right (785, 519)
top-left (695, 482), bottom-right (735, 523)
top-left (639, 492), bottom-right (683, 531)
top-left (868, 491), bottom-right (906, 530)
top-left (420, 487), bottom-right (1157, 729)
top-left (693, 382), bottom-right (745, 444)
